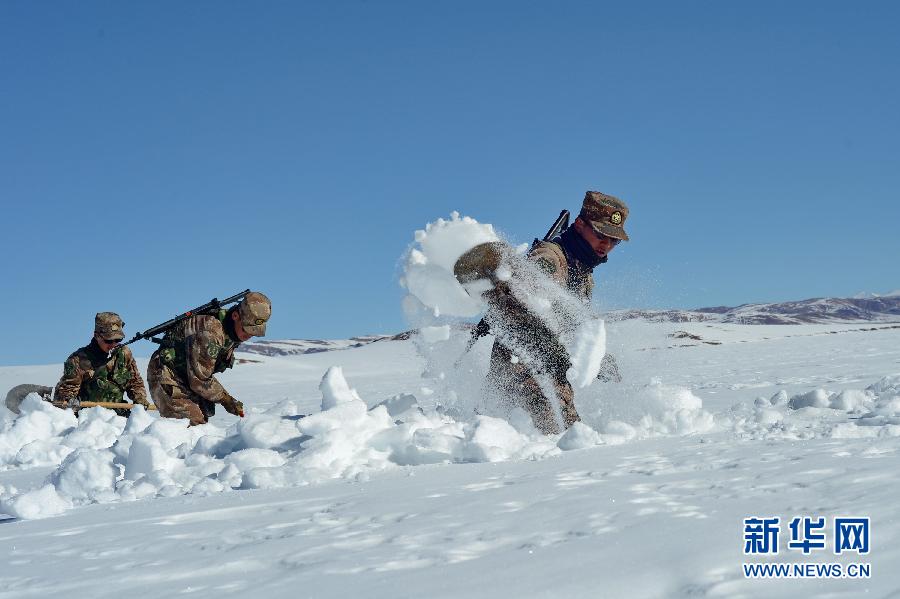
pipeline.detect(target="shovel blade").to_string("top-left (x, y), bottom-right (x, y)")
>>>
top-left (5, 384), bottom-right (53, 415)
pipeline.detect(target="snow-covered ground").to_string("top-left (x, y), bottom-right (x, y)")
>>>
top-left (1, 318), bottom-right (899, 598)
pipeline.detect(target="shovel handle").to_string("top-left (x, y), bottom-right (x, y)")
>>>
top-left (52, 401), bottom-right (158, 411)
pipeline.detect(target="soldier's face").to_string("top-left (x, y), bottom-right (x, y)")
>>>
top-left (573, 218), bottom-right (619, 258)
top-left (94, 334), bottom-right (121, 352)
top-left (231, 311), bottom-right (254, 341)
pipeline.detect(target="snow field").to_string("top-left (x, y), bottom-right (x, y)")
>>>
top-left (3, 360), bottom-right (900, 521)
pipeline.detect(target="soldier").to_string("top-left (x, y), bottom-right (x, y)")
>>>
top-left (147, 291), bottom-right (271, 426)
top-left (454, 191), bottom-right (629, 434)
top-left (54, 312), bottom-right (150, 413)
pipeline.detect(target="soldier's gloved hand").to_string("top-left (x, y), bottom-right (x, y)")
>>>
top-left (66, 396), bottom-right (81, 410)
top-left (221, 395), bottom-right (245, 418)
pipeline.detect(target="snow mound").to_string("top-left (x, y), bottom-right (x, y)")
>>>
top-left (0, 368), bottom-right (562, 519)
top-left (724, 375), bottom-right (900, 440)
top-left (0, 393), bottom-right (122, 471)
top-left (585, 379), bottom-right (715, 439)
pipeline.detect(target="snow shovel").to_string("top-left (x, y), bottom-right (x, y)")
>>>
top-left (5, 383), bottom-right (157, 414)
top-left (5, 383), bottom-right (53, 414)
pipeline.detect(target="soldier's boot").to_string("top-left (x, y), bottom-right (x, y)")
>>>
top-left (554, 380), bottom-right (581, 429)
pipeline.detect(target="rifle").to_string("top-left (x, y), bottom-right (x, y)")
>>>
top-left (124, 289), bottom-right (251, 346)
top-left (532, 209), bottom-right (570, 251)
top-left (463, 210), bottom-right (571, 352)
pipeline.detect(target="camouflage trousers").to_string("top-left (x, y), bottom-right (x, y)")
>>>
top-left (147, 353), bottom-right (214, 426)
top-left (487, 342), bottom-right (580, 435)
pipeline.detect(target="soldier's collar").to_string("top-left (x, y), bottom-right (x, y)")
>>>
top-left (223, 314), bottom-right (241, 345)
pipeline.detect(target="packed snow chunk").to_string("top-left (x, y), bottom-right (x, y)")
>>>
top-left (788, 389), bottom-right (831, 409)
top-left (124, 436), bottom-right (177, 481)
top-left (0, 393), bottom-right (77, 468)
top-left (558, 422), bottom-right (603, 450)
top-left (14, 439), bottom-right (73, 469)
top-left (143, 417), bottom-right (195, 453)
top-left (123, 405), bottom-right (156, 435)
top-left (420, 325), bottom-right (451, 344)
top-left (320, 366), bottom-right (363, 411)
top-left (565, 318), bottom-right (607, 389)
top-left (867, 375), bottom-right (900, 396)
top-left (830, 389), bottom-right (873, 412)
top-left (403, 213), bottom-right (500, 317)
top-left (51, 448), bottom-right (118, 503)
top-left (374, 393), bottom-right (421, 418)
top-left (1, 484), bottom-right (72, 520)
top-left (384, 423), bottom-right (466, 466)
top-left (461, 416), bottom-right (528, 462)
top-left (62, 406), bottom-right (126, 450)
top-left (626, 380), bottom-right (713, 435)
top-left (769, 390), bottom-right (790, 406)
top-left (296, 404), bottom-right (394, 477)
top-left (225, 448), bottom-right (286, 472)
top-left (236, 413), bottom-right (303, 450)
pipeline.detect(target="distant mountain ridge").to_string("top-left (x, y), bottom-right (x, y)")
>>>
top-left (609, 295), bottom-right (900, 325)
top-left (237, 295), bottom-right (900, 357)
top-left (237, 333), bottom-right (410, 357)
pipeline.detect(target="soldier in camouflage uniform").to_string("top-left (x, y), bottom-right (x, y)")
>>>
top-left (454, 191), bottom-right (630, 434)
top-left (147, 291), bottom-right (271, 426)
top-left (54, 312), bottom-right (149, 412)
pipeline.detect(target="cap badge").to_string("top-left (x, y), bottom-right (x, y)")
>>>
top-left (255, 319), bottom-right (266, 325)
top-left (610, 211), bottom-right (623, 225)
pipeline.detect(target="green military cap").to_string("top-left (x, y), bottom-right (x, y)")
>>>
top-left (238, 291), bottom-right (272, 336)
top-left (580, 191), bottom-right (630, 241)
top-left (95, 312), bottom-right (125, 341)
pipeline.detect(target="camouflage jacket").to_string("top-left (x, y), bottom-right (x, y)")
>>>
top-left (55, 340), bottom-right (148, 405)
top-left (529, 240), bottom-right (594, 300)
top-left (155, 314), bottom-right (241, 405)
top-left (454, 240), bottom-right (597, 381)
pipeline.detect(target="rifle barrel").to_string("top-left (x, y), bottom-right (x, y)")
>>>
top-left (124, 289), bottom-right (251, 345)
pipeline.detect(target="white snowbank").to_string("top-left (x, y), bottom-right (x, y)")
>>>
top-left (0, 368), bottom-right (558, 519)
top-left (723, 375), bottom-right (900, 440)
top-left (0, 394), bottom-right (120, 470)
top-left (5, 363), bottom-right (896, 520)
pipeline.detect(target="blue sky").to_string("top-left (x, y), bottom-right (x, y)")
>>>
top-left (2, 1), bottom-right (898, 365)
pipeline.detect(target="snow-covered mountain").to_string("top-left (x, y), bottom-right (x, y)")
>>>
top-left (236, 333), bottom-right (410, 357)
top-left (611, 294), bottom-right (900, 325)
